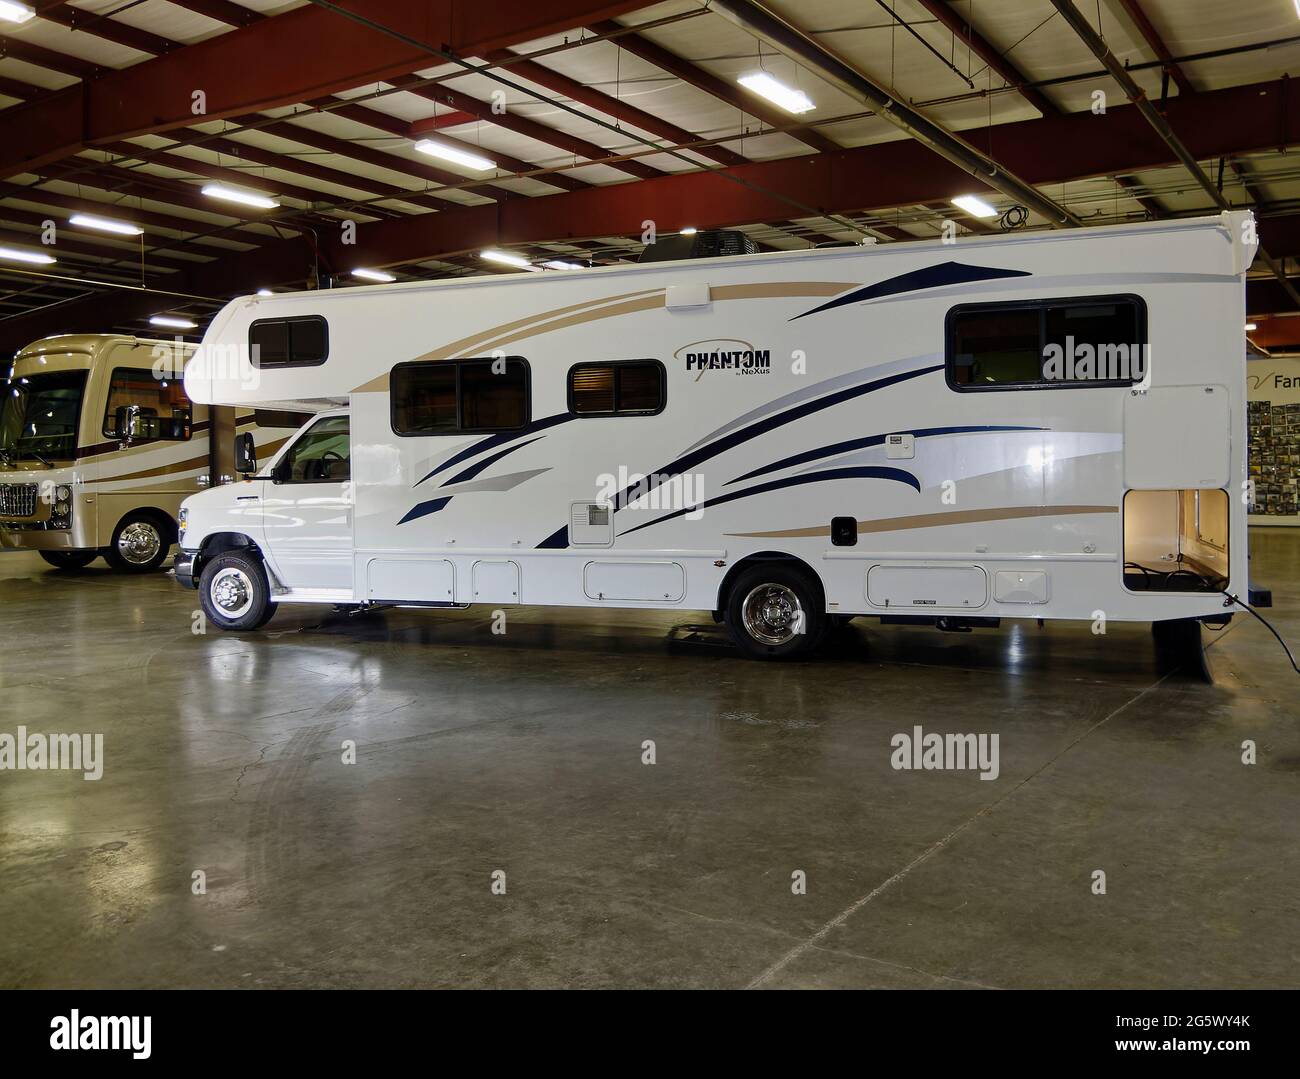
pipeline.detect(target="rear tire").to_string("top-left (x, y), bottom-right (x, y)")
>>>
top-left (39, 550), bottom-right (98, 570)
top-left (724, 564), bottom-right (826, 659)
top-left (199, 550), bottom-right (275, 631)
top-left (104, 511), bottom-right (173, 573)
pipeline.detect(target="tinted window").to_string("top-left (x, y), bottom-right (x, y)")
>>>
top-left (392, 359), bottom-right (529, 435)
top-left (282, 415), bottom-right (349, 482)
top-left (569, 360), bottom-right (665, 416)
top-left (948, 296), bottom-right (1146, 389)
top-left (102, 367), bottom-right (192, 440)
top-left (250, 316), bottom-right (328, 368)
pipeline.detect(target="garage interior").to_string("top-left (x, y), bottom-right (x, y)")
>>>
top-left (1, 0), bottom-right (1299, 990)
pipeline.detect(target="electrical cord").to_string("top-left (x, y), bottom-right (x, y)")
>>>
top-left (1222, 592), bottom-right (1300, 674)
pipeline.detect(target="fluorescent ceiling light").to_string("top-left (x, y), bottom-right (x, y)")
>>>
top-left (149, 315), bottom-right (197, 330)
top-left (0, 2), bottom-right (35, 24)
top-left (951, 194), bottom-right (999, 219)
top-left (0, 245), bottom-right (55, 265)
top-left (69, 213), bottom-right (142, 236)
top-left (541, 260), bottom-right (583, 270)
top-left (256, 288), bottom-right (273, 297)
top-left (481, 249), bottom-right (532, 269)
top-left (1245, 322), bottom-right (1258, 332)
top-left (737, 71), bottom-right (814, 115)
top-left (679, 226), bottom-right (698, 236)
top-left (201, 183), bottom-right (278, 209)
top-left (414, 139), bottom-right (497, 172)
top-left (353, 268), bottom-right (396, 283)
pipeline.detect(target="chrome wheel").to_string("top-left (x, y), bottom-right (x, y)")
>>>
top-left (117, 520), bottom-right (162, 565)
top-left (210, 567), bottom-right (254, 617)
top-left (741, 583), bottom-right (804, 646)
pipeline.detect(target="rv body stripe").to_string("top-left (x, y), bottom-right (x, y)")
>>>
top-left (726, 504), bottom-right (1118, 539)
top-left (680, 354), bottom-right (940, 455)
top-left (413, 414), bottom-right (573, 488)
top-left (617, 466), bottom-right (922, 538)
top-left (727, 425), bottom-right (1042, 486)
top-left (790, 262), bottom-right (1031, 320)
top-left (610, 365), bottom-right (943, 511)
top-left (398, 438), bottom-right (548, 523)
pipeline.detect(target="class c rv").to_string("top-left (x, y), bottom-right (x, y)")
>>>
top-left (0, 334), bottom-right (299, 572)
top-left (176, 213), bottom-right (1265, 663)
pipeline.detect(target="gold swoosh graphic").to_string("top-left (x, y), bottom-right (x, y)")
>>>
top-left (727, 504), bottom-right (1118, 539)
top-left (351, 282), bottom-right (857, 394)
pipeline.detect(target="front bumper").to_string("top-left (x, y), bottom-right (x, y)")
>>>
top-left (174, 548), bottom-right (198, 589)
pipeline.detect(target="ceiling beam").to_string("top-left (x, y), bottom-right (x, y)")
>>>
top-left (587, 18), bottom-right (840, 154)
top-left (397, 78), bottom-right (665, 181)
top-left (911, 0), bottom-right (1058, 116)
top-left (168, 1), bottom-right (264, 27)
top-left (480, 47), bottom-right (750, 168)
top-left (36, 3), bottom-right (180, 55)
top-left (1115, 0), bottom-right (1196, 96)
top-left (5, 74), bottom-right (1297, 349)
top-left (0, 0), bottom-right (652, 179)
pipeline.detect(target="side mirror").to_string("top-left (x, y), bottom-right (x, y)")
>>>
top-left (115, 403), bottom-right (143, 442)
top-left (234, 431), bottom-right (257, 475)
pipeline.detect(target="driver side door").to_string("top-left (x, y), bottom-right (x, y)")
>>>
top-left (259, 414), bottom-right (353, 593)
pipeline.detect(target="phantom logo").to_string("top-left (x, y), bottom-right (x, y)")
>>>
top-left (674, 338), bottom-right (771, 380)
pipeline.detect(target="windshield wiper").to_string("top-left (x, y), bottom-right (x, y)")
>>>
top-left (18, 447), bottom-right (52, 467)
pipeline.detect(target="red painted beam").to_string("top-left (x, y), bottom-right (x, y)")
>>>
top-left (588, 19), bottom-right (839, 154)
top-left (1116, 0), bottom-right (1196, 96)
top-left (481, 47), bottom-right (750, 168)
top-left (0, 0), bottom-right (652, 179)
top-left (0, 33), bottom-right (105, 78)
top-left (37, 2), bottom-right (180, 55)
top-left (398, 79), bottom-right (665, 181)
top-left (5, 75), bottom-right (1298, 351)
top-left (912, 0), bottom-right (1058, 116)
top-left (406, 110), bottom-right (478, 133)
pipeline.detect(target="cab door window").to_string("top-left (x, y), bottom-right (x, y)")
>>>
top-left (279, 415), bottom-right (350, 482)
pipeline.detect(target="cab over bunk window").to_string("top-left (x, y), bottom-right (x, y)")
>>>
top-left (569, 360), bottom-right (666, 416)
top-left (947, 295), bottom-right (1146, 389)
top-left (250, 316), bottom-right (328, 368)
top-left (103, 367), bottom-right (192, 441)
top-left (391, 358), bottom-right (529, 435)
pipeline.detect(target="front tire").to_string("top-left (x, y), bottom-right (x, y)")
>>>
top-left (104, 512), bottom-right (173, 573)
top-left (724, 564), bottom-right (826, 659)
top-left (39, 550), bottom-right (98, 570)
top-left (199, 551), bottom-right (277, 631)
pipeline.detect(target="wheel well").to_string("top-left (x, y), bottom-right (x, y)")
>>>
top-left (115, 506), bottom-right (177, 544)
top-left (716, 551), bottom-right (826, 612)
top-left (199, 532), bottom-right (261, 561)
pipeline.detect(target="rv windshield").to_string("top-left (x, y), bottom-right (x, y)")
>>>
top-left (0, 370), bottom-right (89, 465)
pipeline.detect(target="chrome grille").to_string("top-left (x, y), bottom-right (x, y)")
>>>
top-left (0, 483), bottom-right (38, 518)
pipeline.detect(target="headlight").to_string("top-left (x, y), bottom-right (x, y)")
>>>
top-left (55, 485), bottom-right (71, 501)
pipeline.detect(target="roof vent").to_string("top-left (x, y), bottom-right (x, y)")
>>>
top-left (638, 229), bottom-right (759, 263)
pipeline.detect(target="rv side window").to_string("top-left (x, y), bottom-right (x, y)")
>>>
top-left (947, 296), bottom-right (1146, 389)
top-left (569, 360), bottom-right (666, 416)
top-left (391, 359), bottom-right (529, 435)
top-left (250, 316), bottom-right (328, 368)
top-left (102, 367), bottom-right (192, 441)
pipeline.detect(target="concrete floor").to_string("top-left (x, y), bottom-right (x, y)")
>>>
top-left (0, 531), bottom-right (1296, 989)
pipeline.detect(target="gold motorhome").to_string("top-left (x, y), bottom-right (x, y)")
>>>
top-left (0, 334), bottom-right (300, 572)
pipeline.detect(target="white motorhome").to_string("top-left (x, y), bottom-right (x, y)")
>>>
top-left (176, 213), bottom-right (1264, 661)
top-left (0, 334), bottom-right (300, 572)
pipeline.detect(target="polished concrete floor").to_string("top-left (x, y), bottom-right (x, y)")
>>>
top-left (0, 532), bottom-right (1296, 989)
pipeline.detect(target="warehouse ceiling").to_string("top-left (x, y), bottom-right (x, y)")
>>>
top-left (2, 0), bottom-right (1300, 353)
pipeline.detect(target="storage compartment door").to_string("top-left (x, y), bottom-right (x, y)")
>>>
top-left (583, 561), bottom-right (685, 602)
top-left (472, 560), bottom-right (521, 603)
top-left (366, 558), bottom-right (455, 603)
top-left (866, 563), bottom-right (988, 610)
top-left (1124, 385), bottom-right (1229, 489)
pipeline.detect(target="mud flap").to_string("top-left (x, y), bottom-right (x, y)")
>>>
top-left (1152, 618), bottom-right (1214, 683)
